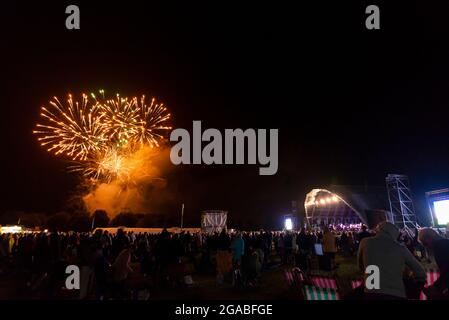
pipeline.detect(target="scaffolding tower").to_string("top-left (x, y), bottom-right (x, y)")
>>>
top-left (385, 174), bottom-right (420, 233)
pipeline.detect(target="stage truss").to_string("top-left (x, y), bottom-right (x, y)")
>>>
top-left (385, 174), bottom-right (420, 234)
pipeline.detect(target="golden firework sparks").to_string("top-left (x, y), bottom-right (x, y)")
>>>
top-left (131, 95), bottom-right (172, 148)
top-left (33, 93), bottom-right (107, 161)
top-left (73, 147), bottom-right (132, 183)
top-left (92, 91), bottom-right (140, 146)
top-left (34, 90), bottom-right (172, 183)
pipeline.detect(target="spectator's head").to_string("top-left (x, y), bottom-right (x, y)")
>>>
top-left (418, 228), bottom-right (442, 248)
top-left (161, 228), bottom-right (169, 239)
top-left (361, 225), bottom-right (367, 232)
top-left (375, 222), bottom-right (399, 240)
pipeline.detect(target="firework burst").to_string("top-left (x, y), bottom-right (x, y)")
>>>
top-left (131, 95), bottom-right (172, 148)
top-left (91, 90), bottom-right (140, 146)
top-left (73, 147), bottom-right (132, 183)
top-left (34, 90), bottom-right (172, 183)
top-left (33, 94), bottom-right (107, 161)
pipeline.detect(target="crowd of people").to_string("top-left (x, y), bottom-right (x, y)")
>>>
top-left (0, 228), bottom-right (279, 299)
top-left (0, 223), bottom-right (447, 300)
top-left (274, 225), bottom-right (374, 270)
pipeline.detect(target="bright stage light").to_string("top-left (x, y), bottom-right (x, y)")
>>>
top-left (285, 218), bottom-right (293, 230)
top-left (0, 225), bottom-right (22, 234)
top-left (433, 199), bottom-right (449, 225)
top-left (326, 197), bottom-right (331, 203)
top-left (332, 196), bottom-right (338, 202)
top-left (320, 199), bottom-right (326, 205)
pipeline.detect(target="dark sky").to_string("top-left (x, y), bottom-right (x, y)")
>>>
top-left (1, 1), bottom-right (449, 228)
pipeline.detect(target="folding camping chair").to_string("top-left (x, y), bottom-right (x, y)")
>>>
top-left (350, 279), bottom-right (363, 289)
top-left (309, 275), bottom-right (338, 290)
top-left (419, 270), bottom-right (440, 300)
top-left (342, 278), bottom-right (364, 300)
top-left (284, 267), bottom-right (306, 291)
top-left (284, 269), bottom-right (294, 287)
top-left (303, 285), bottom-right (340, 300)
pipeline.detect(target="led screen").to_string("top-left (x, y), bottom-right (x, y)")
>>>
top-left (285, 218), bottom-right (293, 230)
top-left (433, 199), bottom-right (449, 225)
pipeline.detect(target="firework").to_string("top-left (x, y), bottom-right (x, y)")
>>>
top-left (90, 91), bottom-right (172, 148)
top-left (33, 94), bottom-right (107, 161)
top-left (131, 95), bottom-right (172, 148)
top-left (34, 90), bottom-right (172, 183)
top-left (73, 147), bottom-right (132, 183)
top-left (91, 91), bottom-right (140, 146)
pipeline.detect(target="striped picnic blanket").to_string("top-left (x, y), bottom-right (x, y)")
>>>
top-left (310, 276), bottom-right (338, 289)
top-left (304, 285), bottom-right (340, 300)
top-left (420, 271), bottom-right (440, 300)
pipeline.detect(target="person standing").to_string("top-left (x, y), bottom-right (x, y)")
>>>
top-left (340, 232), bottom-right (351, 257)
top-left (296, 228), bottom-right (310, 270)
top-left (322, 227), bottom-right (337, 270)
top-left (112, 245), bottom-right (135, 299)
top-left (418, 228), bottom-right (449, 299)
top-left (357, 225), bottom-right (371, 243)
top-left (231, 232), bottom-right (245, 265)
top-left (215, 229), bottom-right (231, 285)
top-left (358, 222), bottom-right (426, 299)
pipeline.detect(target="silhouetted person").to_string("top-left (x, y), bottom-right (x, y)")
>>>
top-left (419, 228), bottom-right (449, 299)
top-left (358, 222), bottom-right (425, 299)
top-left (357, 225), bottom-right (371, 243)
top-left (112, 244), bottom-right (135, 299)
top-left (215, 229), bottom-right (231, 284)
top-left (322, 227), bottom-right (337, 270)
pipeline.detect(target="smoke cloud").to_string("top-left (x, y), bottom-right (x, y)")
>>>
top-left (83, 146), bottom-right (172, 217)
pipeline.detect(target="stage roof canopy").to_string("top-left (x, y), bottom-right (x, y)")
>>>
top-left (304, 185), bottom-right (390, 226)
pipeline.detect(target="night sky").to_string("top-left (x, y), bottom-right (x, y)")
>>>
top-left (2, 1), bottom-right (449, 228)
